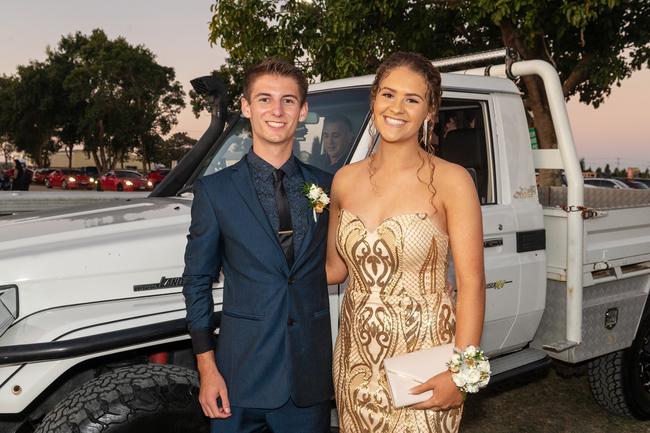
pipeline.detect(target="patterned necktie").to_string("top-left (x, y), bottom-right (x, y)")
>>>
top-left (273, 169), bottom-right (294, 267)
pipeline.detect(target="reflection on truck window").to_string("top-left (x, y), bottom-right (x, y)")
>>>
top-left (198, 88), bottom-right (370, 178)
top-left (435, 99), bottom-right (493, 205)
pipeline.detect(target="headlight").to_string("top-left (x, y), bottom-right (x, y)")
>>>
top-left (89, 177), bottom-right (95, 183)
top-left (147, 181), bottom-right (153, 187)
top-left (0, 285), bottom-right (18, 336)
top-left (125, 180), bottom-right (133, 186)
top-left (68, 176), bottom-right (76, 182)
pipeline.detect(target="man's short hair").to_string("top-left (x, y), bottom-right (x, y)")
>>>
top-left (325, 115), bottom-right (353, 133)
top-left (243, 58), bottom-right (308, 104)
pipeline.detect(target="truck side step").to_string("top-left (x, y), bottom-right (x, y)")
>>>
top-left (542, 340), bottom-right (579, 353)
top-left (490, 348), bottom-right (550, 385)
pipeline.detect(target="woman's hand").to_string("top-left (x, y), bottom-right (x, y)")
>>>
top-left (409, 370), bottom-right (464, 411)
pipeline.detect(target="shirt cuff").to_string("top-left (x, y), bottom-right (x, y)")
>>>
top-left (190, 329), bottom-right (216, 354)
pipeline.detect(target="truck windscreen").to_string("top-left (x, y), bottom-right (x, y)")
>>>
top-left (196, 87), bottom-right (370, 178)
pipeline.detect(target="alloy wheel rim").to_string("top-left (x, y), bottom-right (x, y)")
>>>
top-left (638, 333), bottom-right (650, 393)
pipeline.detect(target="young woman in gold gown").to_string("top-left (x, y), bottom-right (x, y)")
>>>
top-left (326, 52), bottom-right (486, 433)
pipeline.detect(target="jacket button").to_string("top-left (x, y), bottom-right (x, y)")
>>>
top-left (288, 277), bottom-right (295, 285)
top-left (287, 319), bottom-right (296, 326)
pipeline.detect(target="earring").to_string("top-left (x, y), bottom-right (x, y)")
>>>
top-left (423, 118), bottom-right (429, 148)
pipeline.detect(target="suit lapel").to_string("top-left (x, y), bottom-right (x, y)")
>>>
top-left (230, 158), bottom-right (282, 248)
top-left (292, 161), bottom-right (323, 270)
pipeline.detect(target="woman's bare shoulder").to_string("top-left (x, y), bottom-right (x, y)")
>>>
top-left (332, 159), bottom-right (369, 189)
top-left (433, 156), bottom-right (476, 195)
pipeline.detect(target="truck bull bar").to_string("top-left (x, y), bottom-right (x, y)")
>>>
top-left (0, 312), bottom-right (221, 366)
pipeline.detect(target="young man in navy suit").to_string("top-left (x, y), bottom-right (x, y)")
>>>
top-left (182, 59), bottom-right (333, 433)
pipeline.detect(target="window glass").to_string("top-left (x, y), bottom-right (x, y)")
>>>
top-left (435, 99), bottom-right (493, 204)
top-left (116, 171), bottom-right (143, 179)
top-left (197, 88), bottom-right (370, 178)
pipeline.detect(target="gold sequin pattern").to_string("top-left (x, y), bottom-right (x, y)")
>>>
top-left (334, 209), bottom-right (462, 433)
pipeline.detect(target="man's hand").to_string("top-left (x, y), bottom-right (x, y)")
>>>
top-left (197, 351), bottom-right (231, 418)
top-left (409, 370), bottom-right (464, 411)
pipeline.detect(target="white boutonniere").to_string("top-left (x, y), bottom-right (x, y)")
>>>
top-left (302, 183), bottom-right (330, 222)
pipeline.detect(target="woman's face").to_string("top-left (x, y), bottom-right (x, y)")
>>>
top-left (372, 66), bottom-right (431, 145)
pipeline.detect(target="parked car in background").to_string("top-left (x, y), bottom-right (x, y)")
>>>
top-left (616, 178), bottom-right (650, 189)
top-left (583, 177), bottom-right (630, 189)
top-left (44, 169), bottom-right (93, 190)
top-left (32, 168), bottom-right (56, 184)
top-left (632, 178), bottom-right (650, 188)
top-left (96, 169), bottom-right (153, 191)
top-left (147, 168), bottom-right (171, 188)
top-left (78, 166), bottom-right (99, 185)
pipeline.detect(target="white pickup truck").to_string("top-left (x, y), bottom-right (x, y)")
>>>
top-left (1, 50), bottom-right (650, 432)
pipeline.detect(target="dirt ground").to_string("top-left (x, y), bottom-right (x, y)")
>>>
top-left (461, 368), bottom-right (649, 433)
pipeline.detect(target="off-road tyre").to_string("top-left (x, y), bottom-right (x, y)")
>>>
top-left (588, 310), bottom-right (650, 419)
top-left (35, 364), bottom-right (209, 433)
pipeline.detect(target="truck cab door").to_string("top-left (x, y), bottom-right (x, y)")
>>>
top-left (440, 92), bottom-right (546, 356)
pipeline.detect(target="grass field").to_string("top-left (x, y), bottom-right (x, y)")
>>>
top-left (461, 367), bottom-right (649, 432)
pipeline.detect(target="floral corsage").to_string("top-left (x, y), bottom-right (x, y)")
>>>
top-left (447, 345), bottom-right (491, 393)
top-left (303, 183), bottom-right (330, 222)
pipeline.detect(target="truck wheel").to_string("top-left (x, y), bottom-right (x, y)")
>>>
top-left (35, 364), bottom-right (209, 433)
top-left (588, 311), bottom-right (650, 419)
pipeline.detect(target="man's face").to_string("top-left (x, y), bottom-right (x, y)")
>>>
top-left (241, 74), bottom-right (308, 150)
top-left (322, 120), bottom-right (352, 162)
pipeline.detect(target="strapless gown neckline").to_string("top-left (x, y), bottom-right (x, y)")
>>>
top-left (339, 208), bottom-right (448, 238)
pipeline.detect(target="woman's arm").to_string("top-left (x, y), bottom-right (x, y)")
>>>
top-left (411, 163), bottom-right (485, 411)
top-left (325, 172), bottom-right (348, 285)
top-left (445, 166), bottom-right (485, 349)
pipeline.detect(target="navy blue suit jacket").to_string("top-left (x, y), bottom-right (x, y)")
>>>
top-left (182, 156), bottom-right (334, 408)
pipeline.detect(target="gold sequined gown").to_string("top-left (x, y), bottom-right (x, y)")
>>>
top-left (333, 209), bottom-right (462, 433)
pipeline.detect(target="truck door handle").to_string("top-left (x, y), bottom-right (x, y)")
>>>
top-left (484, 238), bottom-right (503, 248)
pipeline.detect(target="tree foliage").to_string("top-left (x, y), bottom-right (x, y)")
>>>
top-left (1, 29), bottom-right (186, 172)
top-left (203, 0), bottom-right (650, 183)
top-left (194, 0), bottom-right (499, 114)
top-left (0, 75), bottom-right (18, 164)
top-left (3, 62), bottom-right (64, 166)
top-left (153, 132), bottom-right (197, 167)
top-left (48, 30), bottom-right (186, 172)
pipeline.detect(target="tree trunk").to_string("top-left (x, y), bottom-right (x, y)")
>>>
top-left (98, 119), bottom-right (108, 172)
top-left (141, 137), bottom-right (149, 173)
top-left (500, 20), bottom-right (562, 186)
top-left (91, 150), bottom-right (102, 174)
top-left (65, 143), bottom-right (74, 169)
top-left (32, 142), bottom-right (43, 167)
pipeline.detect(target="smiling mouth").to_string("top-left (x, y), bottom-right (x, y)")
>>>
top-left (266, 120), bottom-right (286, 129)
top-left (383, 116), bottom-right (407, 126)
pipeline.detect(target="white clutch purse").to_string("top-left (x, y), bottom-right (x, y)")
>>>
top-left (383, 343), bottom-right (454, 408)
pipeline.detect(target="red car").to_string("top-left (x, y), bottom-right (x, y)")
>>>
top-left (97, 170), bottom-right (153, 192)
top-left (147, 168), bottom-right (170, 188)
top-left (45, 169), bottom-right (93, 190)
top-left (33, 168), bottom-right (56, 184)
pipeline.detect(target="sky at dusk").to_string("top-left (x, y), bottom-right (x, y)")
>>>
top-left (1, 0), bottom-right (648, 170)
